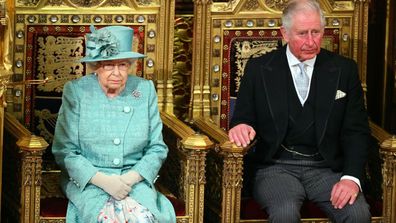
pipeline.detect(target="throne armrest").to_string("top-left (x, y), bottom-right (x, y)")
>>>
top-left (4, 112), bottom-right (48, 223)
top-left (371, 121), bottom-right (396, 223)
top-left (192, 116), bottom-right (254, 223)
top-left (159, 111), bottom-right (213, 223)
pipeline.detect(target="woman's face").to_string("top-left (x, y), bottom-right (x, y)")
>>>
top-left (96, 59), bottom-right (134, 96)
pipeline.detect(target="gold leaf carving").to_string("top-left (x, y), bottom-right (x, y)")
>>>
top-left (69, 0), bottom-right (104, 7)
top-left (24, 158), bottom-right (33, 186)
top-left (173, 16), bottom-right (193, 120)
top-left (243, 0), bottom-right (259, 11)
top-left (233, 40), bottom-right (278, 92)
top-left (35, 109), bottom-right (57, 143)
top-left (47, 0), bottom-right (64, 6)
top-left (17, 0), bottom-right (40, 6)
top-left (265, 0), bottom-right (290, 11)
top-left (36, 35), bottom-right (84, 92)
top-left (213, 0), bottom-right (238, 11)
top-left (137, 0), bottom-right (156, 5)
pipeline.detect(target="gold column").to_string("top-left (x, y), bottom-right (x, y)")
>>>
top-left (156, 0), bottom-right (176, 114)
top-left (219, 142), bottom-right (247, 223)
top-left (353, 0), bottom-right (370, 105)
top-left (17, 135), bottom-right (48, 223)
top-left (381, 0), bottom-right (393, 126)
top-left (0, 0), bottom-right (13, 216)
top-left (182, 134), bottom-right (213, 223)
top-left (189, 0), bottom-right (213, 120)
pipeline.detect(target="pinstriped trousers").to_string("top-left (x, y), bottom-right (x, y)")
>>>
top-left (253, 159), bottom-right (371, 223)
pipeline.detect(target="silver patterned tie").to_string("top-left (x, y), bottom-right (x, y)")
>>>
top-left (296, 63), bottom-right (309, 100)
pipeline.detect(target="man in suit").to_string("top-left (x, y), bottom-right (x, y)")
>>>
top-left (228, 0), bottom-right (371, 222)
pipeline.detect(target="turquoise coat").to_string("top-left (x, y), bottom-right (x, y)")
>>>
top-left (52, 74), bottom-right (176, 223)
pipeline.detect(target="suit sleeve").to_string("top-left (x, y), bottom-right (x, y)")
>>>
top-left (52, 81), bottom-right (98, 192)
top-left (230, 58), bottom-right (258, 129)
top-left (340, 60), bottom-right (370, 181)
top-left (131, 80), bottom-right (168, 185)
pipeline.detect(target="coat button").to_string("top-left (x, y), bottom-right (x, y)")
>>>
top-left (113, 138), bottom-right (121, 145)
top-left (113, 158), bottom-right (121, 165)
top-left (123, 106), bottom-right (131, 113)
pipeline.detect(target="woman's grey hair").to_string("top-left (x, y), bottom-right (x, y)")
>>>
top-left (282, 0), bottom-right (326, 32)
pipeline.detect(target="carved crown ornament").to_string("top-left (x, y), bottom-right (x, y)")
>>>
top-left (15, 0), bottom-right (157, 7)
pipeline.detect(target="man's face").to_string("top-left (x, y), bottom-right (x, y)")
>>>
top-left (281, 10), bottom-right (324, 61)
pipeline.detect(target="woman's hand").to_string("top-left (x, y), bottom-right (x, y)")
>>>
top-left (91, 172), bottom-right (131, 200)
top-left (120, 170), bottom-right (143, 187)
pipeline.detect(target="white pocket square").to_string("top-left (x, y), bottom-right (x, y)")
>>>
top-left (335, 90), bottom-right (346, 100)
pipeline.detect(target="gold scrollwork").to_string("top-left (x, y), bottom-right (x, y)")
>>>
top-left (265, 0), bottom-right (290, 11)
top-left (233, 40), bottom-right (278, 92)
top-left (173, 16), bottom-right (193, 120)
top-left (35, 109), bottom-right (57, 143)
top-left (36, 35), bottom-right (84, 92)
top-left (17, 0), bottom-right (40, 6)
top-left (222, 154), bottom-right (244, 189)
top-left (243, 0), bottom-right (259, 11)
top-left (69, 0), bottom-right (104, 7)
top-left (24, 157), bottom-right (33, 186)
top-left (213, 0), bottom-right (238, 11)
top-left (137, 0), bottom-right (156, 5)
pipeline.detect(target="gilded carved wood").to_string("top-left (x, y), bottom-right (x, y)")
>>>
top-left (380, 136), bottom-right (396, 223)
top-left (3, 112), bottom-right (48, 223)
top-left (161, 111), bottom-right (213, 223)
top-left (172, 15), bottom-right (193, 121)
top-left (7, 0), bottom-right (175, 124)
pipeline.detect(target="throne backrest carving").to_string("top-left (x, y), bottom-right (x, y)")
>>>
top-left (6, 0), bottom-right (174, 169)
top-left (200, 0), bottom-right (368, 130)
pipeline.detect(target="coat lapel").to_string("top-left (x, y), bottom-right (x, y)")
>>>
top-left (314, 51), bottom-right (340, 145)
top-left (260, 49), bottom-right (289, 145)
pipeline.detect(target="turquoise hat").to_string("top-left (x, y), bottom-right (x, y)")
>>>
top-left (80, 25), bottom-right (146, 62)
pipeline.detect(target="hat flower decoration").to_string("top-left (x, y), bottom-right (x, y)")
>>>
top-left (86, 25), bottom-right (119, 58)
top-left (81, 25), bottom-right (146, 62)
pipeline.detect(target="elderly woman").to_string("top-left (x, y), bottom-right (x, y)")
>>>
top-left (52, 25), bottom-right (176, 223)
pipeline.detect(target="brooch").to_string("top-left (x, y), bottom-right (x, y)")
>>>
top-left (132, 90), bottom-right (141, 98)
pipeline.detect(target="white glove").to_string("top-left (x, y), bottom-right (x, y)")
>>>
top-left (90, 172), bottom-right (131, 200)
top-left (120, 170), bottom-right (143, 187)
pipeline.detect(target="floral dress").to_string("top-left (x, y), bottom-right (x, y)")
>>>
top-left (98, 197), bottom-right (158, 223)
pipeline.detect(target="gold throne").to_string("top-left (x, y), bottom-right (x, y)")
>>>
top-left (189, 0), bottom-right (396, 222)
top-left (1, 1), bottom-right (213, 223)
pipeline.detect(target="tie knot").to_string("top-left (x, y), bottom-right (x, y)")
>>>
top-left (297, 63), bottom-right (306, 72)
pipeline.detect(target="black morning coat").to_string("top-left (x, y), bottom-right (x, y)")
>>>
top-left (230, 46), bottom-right (370, 181)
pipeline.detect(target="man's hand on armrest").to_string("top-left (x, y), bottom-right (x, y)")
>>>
top-left (228, 123), bottom-right (256, 147)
